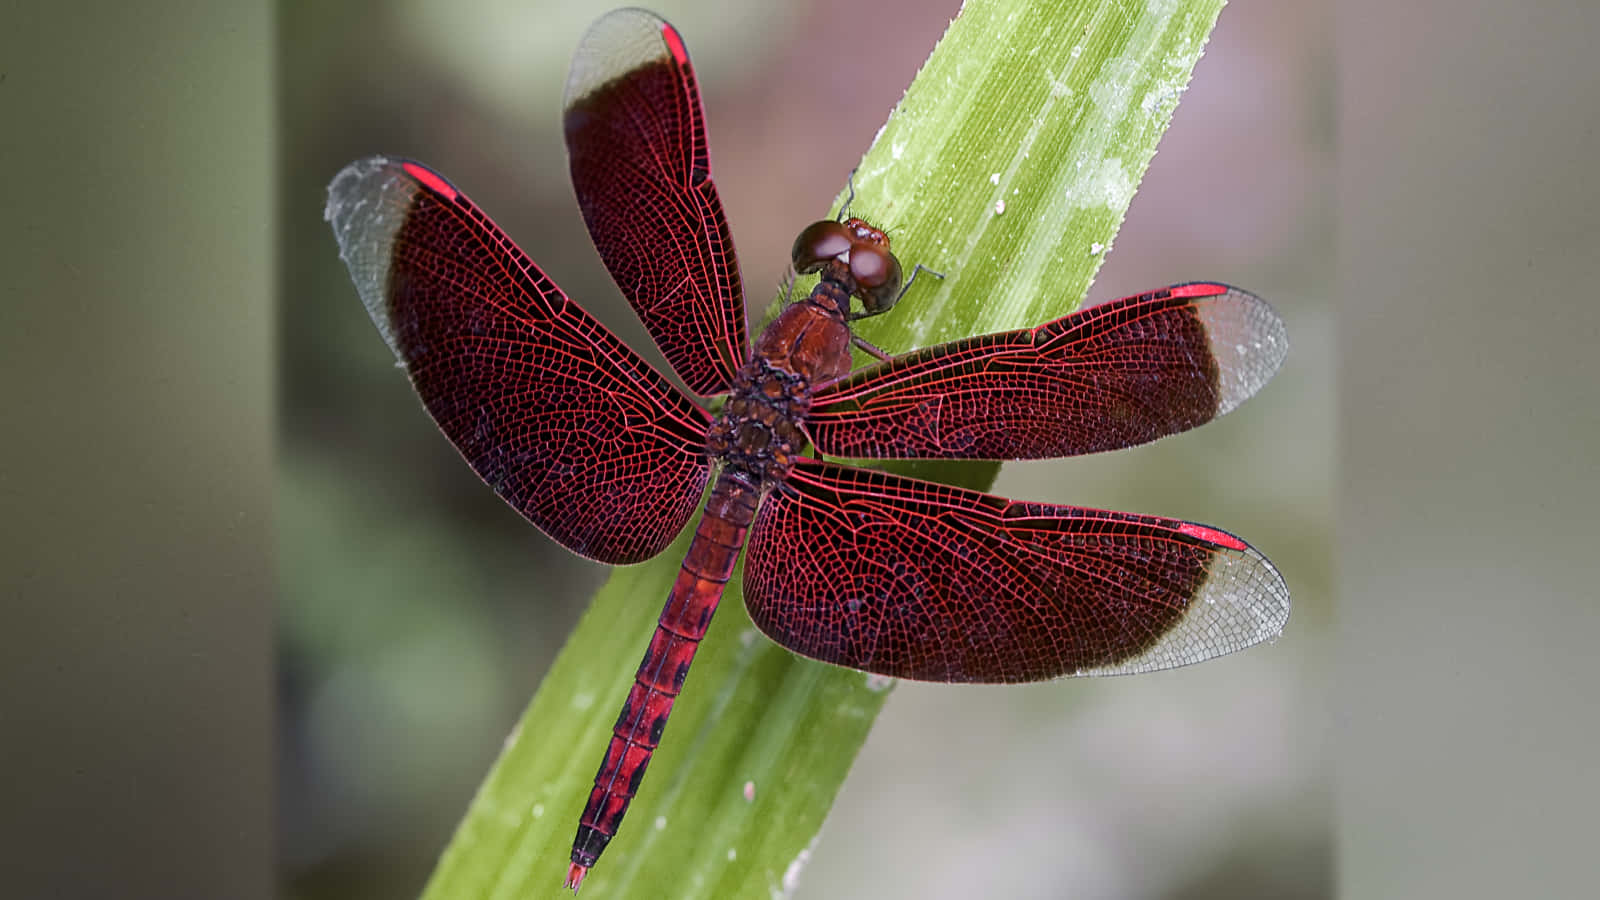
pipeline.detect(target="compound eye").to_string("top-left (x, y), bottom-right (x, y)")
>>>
top-left (791, 220), bottom-right (851, 274)
top-left (849, 243), bottom-right (891, 287)
top-left (855, 251), bottom-right (903, 316)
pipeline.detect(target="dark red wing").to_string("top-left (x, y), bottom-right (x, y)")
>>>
top-left (743, 458), bottom-right (1288, 683)
top-left (326, 157), bottom-right (712, 564)
top-left (807, 283), bottom-right (1286, 460)
top-left (563, 8), bottom-right (747, 398)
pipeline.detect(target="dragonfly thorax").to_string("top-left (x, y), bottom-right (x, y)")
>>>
top-left (707, 356), bottom-right (811, 483)
top-left (707, 291), bottom-right (855, 483)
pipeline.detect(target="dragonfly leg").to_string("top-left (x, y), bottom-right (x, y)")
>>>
top-left (837, 168), bottom-right (859, 221)
top-left (894, 262), bottom-right (945, 306)
top-left (850, 334), bottom-right (893, 361)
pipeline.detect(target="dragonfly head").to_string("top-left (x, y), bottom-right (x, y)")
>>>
top-left (791, 218), bottom-right (904, 319)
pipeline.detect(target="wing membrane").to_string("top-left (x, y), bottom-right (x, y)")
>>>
top-left (744, 458), bottom-right (1288, 683)
top-left (808, 284), bottom-right (1286, 460)
top-left (326, 156), bottom-right (711, 564)
top-left (563, 8), bottom-right (747, 397)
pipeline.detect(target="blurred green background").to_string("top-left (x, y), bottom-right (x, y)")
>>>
top-left (6, 0), bottom-right (1597, 899)
top-left (280, 1), bottom-right (1330, 898)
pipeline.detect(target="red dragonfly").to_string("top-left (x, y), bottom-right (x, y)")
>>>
top-left (327, 8), bottom-right (1289, 892)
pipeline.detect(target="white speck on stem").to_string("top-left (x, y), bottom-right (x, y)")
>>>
top-left (780, 845), bottom-right (813, 896)
top-left (864, 673), bottom-right (895, 692)
top-left (1066, 157), bottom-right (1134, 212)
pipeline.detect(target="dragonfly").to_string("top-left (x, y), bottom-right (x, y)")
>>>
top-left (326, 7), bottom-right (1290, 892)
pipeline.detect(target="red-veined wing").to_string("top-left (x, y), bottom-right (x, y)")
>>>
top-left (744, 458), bottom-right (1288, 683)
top-left (563, 8), bottom-right (747, 397)
top-left (326, 156), bottom-right (711, 564)
top-left (808, 284), bottom-right (1286, 460)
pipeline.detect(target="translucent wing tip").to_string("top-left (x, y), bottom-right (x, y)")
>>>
top-left (564, 7), bottom-right (676, 108)
top-left (1185, 283), bottom-right (1290, 416)
top-left (1201, 541), bottom-right (1292, 646)
top-left (324, 155), bottom-right (411, 360)
top-left (1077, 527), bottom-right (1291, 678)
top-left (324, 155), bottom-right (390, 225)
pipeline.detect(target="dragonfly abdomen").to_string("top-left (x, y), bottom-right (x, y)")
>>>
top-left (567, 471), bottom-right (759, 884)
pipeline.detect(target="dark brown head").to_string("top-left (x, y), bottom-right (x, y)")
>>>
top-left (791, 217), bottom-right (904, 318)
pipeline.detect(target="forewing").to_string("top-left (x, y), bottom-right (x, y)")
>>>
top-left (744, 458), bottom-right (1288, 683)
top-left (563, 8), bottom-right (747, 397)
top-left (326, 157), bottom-right (712, 564)
top-left (808, 283), bottom-right (1286, 460)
